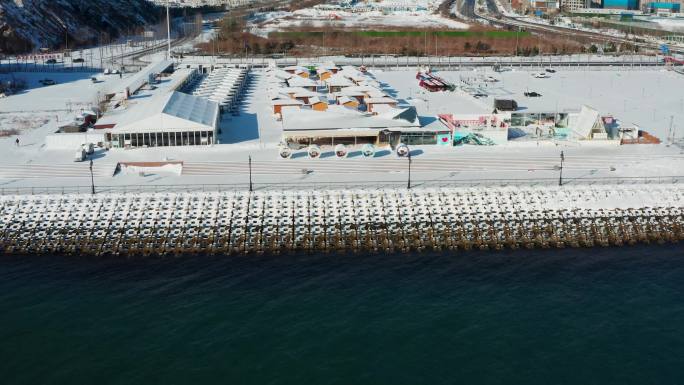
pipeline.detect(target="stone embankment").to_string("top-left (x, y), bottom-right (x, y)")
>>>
top-left (0, 184), bottom-right (681, 256)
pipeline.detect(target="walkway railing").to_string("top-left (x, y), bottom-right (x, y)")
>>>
top-left (0, 176), bottom-right (681, 196)
top-left (181, 54), bottom-right (667, 70)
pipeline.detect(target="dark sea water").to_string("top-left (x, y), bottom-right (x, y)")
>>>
top-left (1, 245), bottom-right (684, 385)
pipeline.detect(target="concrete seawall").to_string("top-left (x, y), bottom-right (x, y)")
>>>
top-left (1, 184), bottom-right (682, 256)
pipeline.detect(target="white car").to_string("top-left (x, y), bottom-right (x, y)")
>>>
top-left (533, 72), bottom-right (550, 78)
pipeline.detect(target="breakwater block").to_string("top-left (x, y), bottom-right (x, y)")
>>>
top-left (1, 184), bottom-right (682, 256)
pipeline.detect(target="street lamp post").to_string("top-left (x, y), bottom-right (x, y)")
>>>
top-left (89, 159), bottom-right (95, 195)
top-left (559, 151), bottom-right (565, 187)
top-left (248, 155), bottom-right (253, 192)
top-left (166, 0), bottom-right (172, 60)
top-left (407, 149), bottom-right (412, 190)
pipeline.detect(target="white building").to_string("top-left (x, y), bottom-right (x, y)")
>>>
top-left (560, 0), bottom-right (589, 11)
top-left (106, 91), bottom-right (220, 148)
top-left (280, 105), bottom-right (421, 146)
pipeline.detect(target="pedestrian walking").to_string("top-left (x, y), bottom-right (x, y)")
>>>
top-left (15, 138), bottom-right (19, 147)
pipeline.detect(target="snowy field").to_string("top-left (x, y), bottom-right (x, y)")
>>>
top-left (649, 17), bottom-right (684, 32)
top-left (0, 65), bottom-right (682, 190)
top-left (371, 67), bottom-right (684, 140)
top-left (249, 0), bottom-right (468, 38)
top-left (0, 39), bottom-right (170, 71)
top-left (0, 71), bottom-right (121, 113)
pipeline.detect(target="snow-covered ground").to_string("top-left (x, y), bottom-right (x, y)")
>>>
top-left (249, 0), bottom-right (468, 38)
top-left (0, 71), bottom-right (121, 113)
top-left (0, 65), bottom-right (682, 190)
top-left (648, 17), bottom-right (684, 32)
top-left (372, 67), bottom-right (684, 140)
top-left (0, 39), bottom-right (170, 71)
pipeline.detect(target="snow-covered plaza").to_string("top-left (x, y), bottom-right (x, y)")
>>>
top-left (0, 61), bottom-right (683, 190)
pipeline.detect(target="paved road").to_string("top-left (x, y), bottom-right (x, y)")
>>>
top-left (470, 0), bottom-right (684, 54)
top-left (0, 163), bottom-right (115, 179)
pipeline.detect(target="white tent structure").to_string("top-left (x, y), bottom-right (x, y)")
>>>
top-left (112, 59), bottom-right (174, 100)
top-left (190, 67), bottom-right (248, 112)
top-left (568, 105), bottom-right (604, 140)
top-left (108, 91), bottom-right (220, 148)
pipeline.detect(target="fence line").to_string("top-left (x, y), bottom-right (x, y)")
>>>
top-left (1, 176), bottom-right (681, 196)
top-left (184, 54), bottom-right (666, 69)
top-left (0, 63), bottom-right (103, 73)
top-left (1, 55), bottom-right (667, 74)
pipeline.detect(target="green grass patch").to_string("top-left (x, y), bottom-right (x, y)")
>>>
top-left (270, 30), bottom-right (530, 39)
top-left (566, 13), bottom-right (615, 18)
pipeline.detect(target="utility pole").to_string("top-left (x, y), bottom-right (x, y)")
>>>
top-left (407, 149), bottom-right (412, 190)
top-left (90, 159), bottom-right (95, 195)
top-left (166, 0), bottom-right (172, 60)
top-left (424, 31), bottom-right (428, 58)
top-left (559, 151), bottom-right (564, 187)
top-left (248, 155), bottom-right (253, 192)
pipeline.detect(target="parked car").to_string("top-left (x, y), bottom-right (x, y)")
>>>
top-left (494, 99), bottom-right (518, 111)
top-left (533, 72), bottom-right (550, 78)
top-left (524, 91), bottom-right (542, 97)
top-left (73, 58), bottom-right (85, 63)
top-left (45, 58), bottom-right (57, 64)
top-left (39, 79), bottom-right (56, 86)
top-left (545, 68), bottom-right (556, 73)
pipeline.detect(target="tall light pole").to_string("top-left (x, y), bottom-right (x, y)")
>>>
top-left (407, 149), bottom-right (412, 190)
top-left (166, 0), bottom-right (172, 60)
top-left (89, 159), bottom-right (95, 195)
top-left (558, 151), bottom-right (564, 187)
top-left (248, 155), bottom-right (253, 192)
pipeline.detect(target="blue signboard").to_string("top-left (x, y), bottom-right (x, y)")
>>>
top-left (661, 44), bottom-right (671, 55)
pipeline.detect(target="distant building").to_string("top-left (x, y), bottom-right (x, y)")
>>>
top-left (561, 0), bottom-right (590, 11)
top-left (151, 0), bottom-right (271, 9)
top-left (646, 1), bottom-right (681, 12)
top-left (532, 0), bottom-right (560, 12)
top-left (603, 0), bottom-right (640, 9)
top-left (280, 105), bottom-right (421, 147)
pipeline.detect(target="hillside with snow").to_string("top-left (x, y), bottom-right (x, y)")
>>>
top-left (0, 0), bottom-right (159, 53)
